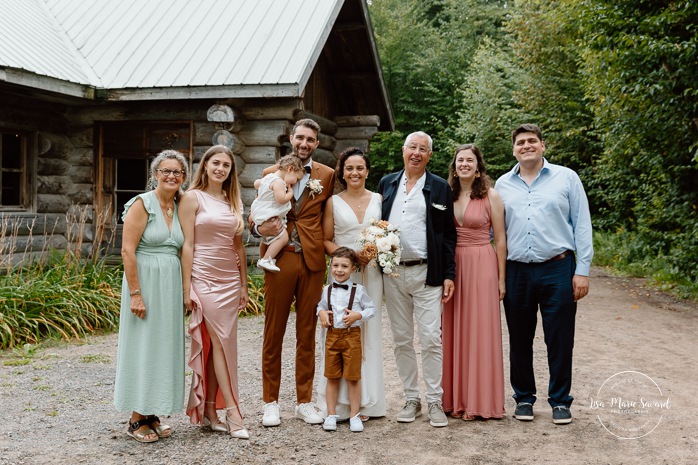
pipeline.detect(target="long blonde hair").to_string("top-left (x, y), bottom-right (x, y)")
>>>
top-left (189, 145), bottom-right (244, 234)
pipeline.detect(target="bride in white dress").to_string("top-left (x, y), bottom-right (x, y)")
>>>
top-left (315, 148), bottom-right (386, 420)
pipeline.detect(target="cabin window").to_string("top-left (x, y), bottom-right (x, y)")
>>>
top-left (99, 122), bottom-right (192, 221)
top-left (97, 121), bottom-right (192, 255)
top-left (0, 131), bottom-right (27, 210)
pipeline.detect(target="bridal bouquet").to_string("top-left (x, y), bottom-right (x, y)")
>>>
top-left (357, 218), bottom-right (402, 277)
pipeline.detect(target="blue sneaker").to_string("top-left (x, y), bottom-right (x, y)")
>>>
top-left (552, 406), bottom-right (572, 425)
top-left (514, 402), bottom-right (534, 421)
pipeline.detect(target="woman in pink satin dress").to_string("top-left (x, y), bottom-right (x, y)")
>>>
top-left (180, 145), bottom-right (250, 439)
top-left (442, 144), bottom-right (507, 420)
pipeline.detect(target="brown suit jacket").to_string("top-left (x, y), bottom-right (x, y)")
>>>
top-left (259, 160), bottom-right (335, 272)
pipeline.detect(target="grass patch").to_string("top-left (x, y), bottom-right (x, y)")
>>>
top-left (3, 359), bottom-right (30, 366)
top-left (594, 230), bottom-right (698, 300)
top-left (81, 354), bottom-right (111, 364)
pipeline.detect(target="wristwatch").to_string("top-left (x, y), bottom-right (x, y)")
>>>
top-left (129, 289), bottom-right (141, 297)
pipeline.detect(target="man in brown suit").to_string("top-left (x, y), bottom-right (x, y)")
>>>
top-left (250, 118), bottom-right (335, 426)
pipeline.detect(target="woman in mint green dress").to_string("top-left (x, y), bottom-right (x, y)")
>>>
top-left (114, 150), bottom-right (188, 443)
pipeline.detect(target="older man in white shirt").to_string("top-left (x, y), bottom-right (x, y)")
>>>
top-left (378, 131), bottom-right (457, 428)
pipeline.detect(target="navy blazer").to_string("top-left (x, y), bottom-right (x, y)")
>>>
top-left (378, 170), bottom-right (456, 286)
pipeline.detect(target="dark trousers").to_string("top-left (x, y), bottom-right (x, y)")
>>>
top-left (503, 254), bottom-right (577, 408)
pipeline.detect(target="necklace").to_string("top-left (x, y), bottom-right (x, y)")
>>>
top-left (155, 191), bottom-right (174, 219)
top-left (343, 190), bottom-right (368, 209)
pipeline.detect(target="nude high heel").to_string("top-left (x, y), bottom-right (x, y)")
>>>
top-left (203, 401), bottom-right (227, 432)
top-left (226, 407), bottom-right (250, 439)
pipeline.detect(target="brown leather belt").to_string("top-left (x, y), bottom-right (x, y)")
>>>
top-left (544, 251), bottom-right (571, 263)
top-left (283, 245), bottom-right (300, 253)
top-left (399, 258), bottom-right (426, 266)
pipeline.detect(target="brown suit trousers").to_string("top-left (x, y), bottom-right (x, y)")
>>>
top-left (261, 161), bottom-right (335, 403)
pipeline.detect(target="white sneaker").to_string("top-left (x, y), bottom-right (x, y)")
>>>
top-left (323, 414), bottom-right (338, 431)
top-left (262, 401), bottom-right (281, 427)
top-left (295, 402), bottom-right (323, 424)
top-left (349, 413), bottom-right (364, 432)
top-left (257, 257), bottom-right (280, 273)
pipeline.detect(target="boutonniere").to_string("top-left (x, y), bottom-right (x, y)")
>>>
top-left (307, 178), bottom-right (323, 199)
top-left (432, 203), bottom-right (447, 211)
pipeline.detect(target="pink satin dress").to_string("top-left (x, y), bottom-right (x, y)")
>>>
top-left (442, 196), bottom-right (506, 418)
top-left (186, 190), bottom-right (244, 423)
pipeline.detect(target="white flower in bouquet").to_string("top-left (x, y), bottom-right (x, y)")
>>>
top-left (376, 236), bottom-right (392, 253)
top-left (357, 218), bottom-right (402, 278)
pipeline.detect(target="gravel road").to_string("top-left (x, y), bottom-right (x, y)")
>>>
top-left (1, 267), bottom-right (696, 464)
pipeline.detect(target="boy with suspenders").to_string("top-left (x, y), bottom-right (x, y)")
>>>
top-left (317, 247), bottom-right (376, 432)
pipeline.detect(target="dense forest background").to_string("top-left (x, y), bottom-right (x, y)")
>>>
top-left (366, 0), bottom-right (698, 294)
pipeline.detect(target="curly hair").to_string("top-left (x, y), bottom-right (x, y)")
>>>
top-left (448, 144), bottom-right (491, 201)
top-left (334, 147), bottom-right (371, 189)
top-left (147, 150), bottom-right (188, 202)
top-left (188, 145), bottom-right (244, 234)
top-left (277, 154), bottom-right (305, 173)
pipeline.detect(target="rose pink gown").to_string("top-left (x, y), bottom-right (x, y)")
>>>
top-left (186, 190), bottom-right (244, 423)
top-left (442, 196), bottom-right (505, 418)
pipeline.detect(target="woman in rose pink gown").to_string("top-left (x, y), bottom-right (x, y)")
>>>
top-left (442, 144), bottom-right (507, 420)
top-left (180, 145), bottom-right (250, 439)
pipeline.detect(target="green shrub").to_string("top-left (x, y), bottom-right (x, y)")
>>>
top-left (0, 251), bottom-right (121, 349)
top-left (593, 230), bottom-right (698, 300)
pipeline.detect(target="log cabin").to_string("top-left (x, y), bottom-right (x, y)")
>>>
top-left (0, 0), bottom-right (393, 263)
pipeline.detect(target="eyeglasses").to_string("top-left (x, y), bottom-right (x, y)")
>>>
top-left (405, 144), bottom-right (430, 155)
top-left (157, 169), bottom-right (183, 178)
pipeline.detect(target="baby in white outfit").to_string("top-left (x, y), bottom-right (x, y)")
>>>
top-left (250, 155), bottom-right (305, 272)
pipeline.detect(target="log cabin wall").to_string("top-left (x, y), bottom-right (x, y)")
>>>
top-left (0, 94), bottom-right (381, 264)
top-left (0, 92), bottom-right (94, 264)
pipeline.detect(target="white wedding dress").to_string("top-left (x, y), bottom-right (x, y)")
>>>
top-left (316, 192), bottom-right (386, 419)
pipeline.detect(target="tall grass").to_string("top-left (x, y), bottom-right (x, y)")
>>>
top-left (243, 271), bottom-right (265, 317)
top-left (0, 207), bottom-right (121, 349)
top-left (0, 204), bottom-right (272, 349)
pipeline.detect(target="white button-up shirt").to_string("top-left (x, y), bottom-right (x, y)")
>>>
top-left (388, 172), bottom-right (427, 260)
top-left (315, 280), bottom-right (376, 328)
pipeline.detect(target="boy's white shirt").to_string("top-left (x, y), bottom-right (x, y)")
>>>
top-left (315, 279), bottom-right (375, 328)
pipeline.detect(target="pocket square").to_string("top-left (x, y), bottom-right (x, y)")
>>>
top-left (431, 203), bottom-right (447, 211)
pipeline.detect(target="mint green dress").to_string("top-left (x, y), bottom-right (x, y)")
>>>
top-left (114, 191), bottom-right (185, 415)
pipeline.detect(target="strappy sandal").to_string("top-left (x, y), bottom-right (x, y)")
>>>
top-left (126, 419), bottom-right (159, 443)
top-left (145, 415), bottom-right (172, 438)
top-left (203, 401), bottom-right (227, 432)
top-left (226, 407), bottom-right (250, 440)
top-left (360, 414), bottom-right (370, 422)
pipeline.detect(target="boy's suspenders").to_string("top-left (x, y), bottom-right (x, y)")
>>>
top-left (327, 283), bottom-right (357, 327)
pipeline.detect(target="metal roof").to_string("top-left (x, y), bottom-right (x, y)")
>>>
top-left (0, 0), bottom-right (343, 95)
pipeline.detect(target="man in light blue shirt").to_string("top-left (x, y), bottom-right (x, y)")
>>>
top-left (495, 123), bottom-right (592, 426)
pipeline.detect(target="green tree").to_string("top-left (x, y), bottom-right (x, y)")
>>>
top-left (579, 0), bottom-right (698, 281)
top-left (450, 36), bottom-right (528, 179)
top-left (368, 0), bottom-right (511, 182)
top-left (507, 0), bottom-right (600, 193)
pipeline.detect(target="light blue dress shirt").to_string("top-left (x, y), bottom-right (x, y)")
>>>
top-left (495, 158), bottom-right (593, 276)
